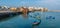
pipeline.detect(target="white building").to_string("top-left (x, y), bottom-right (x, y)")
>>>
top-left (34, 7), bottom-right (48, 12)
top-left (0, 6), bottom-right (8, 10)
top-left (2, 6), bottom-right (8, 9)
top-left (28, 7), bottom-right (34, 12)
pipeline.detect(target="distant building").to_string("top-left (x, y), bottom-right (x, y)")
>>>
top-left (19, 7), bottom-right (25, 12)
top-left (42, 8), bottom-right (48, 12)
top-left (31, 7), bottom-right (43, 11)
top-left (17, 7), bottom-right (27, 12)
top-left (33, 7), bottom-right (48, 12)
top-left (2, 6), bottom-right (8, 9)
top-left (9, 7), bottom-right (17, 11)
top-left (39, 7), bottom-right (44, 12)
top-left (17, 7), bottom-right (29, 13)
top-left (19, 7), bottom-right (29, 14)
top-left (34, 7), bottom-right (42, 11)
top-left (28, 7), bottom-right (34, 12)
top-left (0, 6), bottom-right (8, 10)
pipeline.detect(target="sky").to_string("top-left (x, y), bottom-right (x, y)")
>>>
top-left (0, 0), bottom-right (60, 10)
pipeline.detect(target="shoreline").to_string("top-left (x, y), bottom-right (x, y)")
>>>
top-left (48, 10), bottom-right (60, 12)
top-left (0, 10), bottom-right (60, 13)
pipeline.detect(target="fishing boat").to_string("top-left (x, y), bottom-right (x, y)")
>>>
top-left (32, 20), bottom-right (41, 26)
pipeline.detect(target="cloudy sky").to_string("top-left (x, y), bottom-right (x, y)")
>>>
top-left (0, 0), bottom-right (60, 10)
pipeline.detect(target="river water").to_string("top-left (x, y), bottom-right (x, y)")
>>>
top-left (0, 12), bottom-right (60, 28)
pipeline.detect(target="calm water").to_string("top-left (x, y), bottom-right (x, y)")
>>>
top-left (0, 12), bottom-right (60, 28)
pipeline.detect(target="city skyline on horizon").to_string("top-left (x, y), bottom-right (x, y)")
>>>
top-left (0, 0), bottom-right (60, 10)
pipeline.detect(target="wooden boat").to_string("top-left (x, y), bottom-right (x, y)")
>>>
top-left (32, 20), bottom-right (41, 26)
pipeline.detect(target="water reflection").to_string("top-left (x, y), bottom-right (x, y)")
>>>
top-left (21, 14), bottom-right (28, 19)
top-left (21, 12), bottom-right (42, 28)
top-left (0, 15), bottom-right (17, 22)
top-left (0, 12), bottom-right (22, 22)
